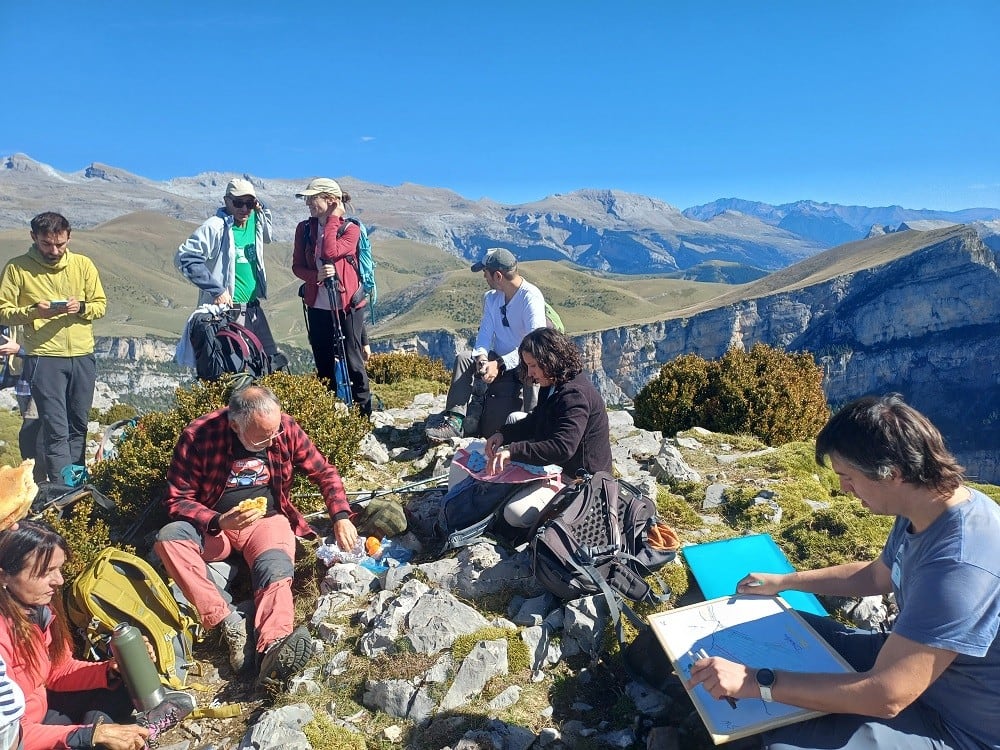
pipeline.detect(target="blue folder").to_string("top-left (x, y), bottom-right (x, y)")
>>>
top-left (682, 533), bottom-right (827, 617)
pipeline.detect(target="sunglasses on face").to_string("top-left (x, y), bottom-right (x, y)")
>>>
top-left (229, 198), bottom-right (256, 209)
top-left (500, 304), bottom-right (510, 327)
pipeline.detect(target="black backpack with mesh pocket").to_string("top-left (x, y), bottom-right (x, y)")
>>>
top-left (529, 471), bottom-right (676, 641)
top-left (189, 309), bottom-right (272, 382)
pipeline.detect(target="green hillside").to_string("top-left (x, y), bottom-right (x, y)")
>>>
top-left (0, 211), bottom-right (735, 345)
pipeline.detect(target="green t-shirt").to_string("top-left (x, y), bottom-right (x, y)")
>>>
top-left (232, 212), bottom-right (258, 304)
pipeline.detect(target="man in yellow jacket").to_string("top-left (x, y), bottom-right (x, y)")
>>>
top-left (0, 212), bottom-right (107, 483)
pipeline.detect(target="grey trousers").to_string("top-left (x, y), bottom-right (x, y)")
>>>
top-left (30, 354), bottom-right (96, 482)
top-left (444, 351), bottom-right (523, 438)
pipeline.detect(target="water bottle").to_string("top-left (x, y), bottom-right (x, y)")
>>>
top-left (110, 622), bottom-right (166, 712)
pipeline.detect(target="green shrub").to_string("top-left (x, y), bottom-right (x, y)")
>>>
top-left (366, 352), bottom-right (450, 384)
top-left (704, 344), bottom-right (830, 446)
top-left (634, 343), bottom-right (830, 446)
top-left (91, 372), bottom-right (371, 528)
top-left (40, 499), bottom-right (129, 583)
top-left (90, 402), bottom-right (139, 424)
top-left (634, 354), bottom-right (712, 436)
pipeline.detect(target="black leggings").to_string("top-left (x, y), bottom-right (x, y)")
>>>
top-left (306, 305), bottom-right (371, 415)
top-left (44, 682), bottom-right (134, 725)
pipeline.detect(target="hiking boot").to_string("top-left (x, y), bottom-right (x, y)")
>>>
top-left (425, 414), bottom-right (463, 443)
top-left (220, 613), bottom-right (249, 673)
top-left (256, 625), bottom-right (315, 689)
top-left (136, 691), bottom-right (195, 746)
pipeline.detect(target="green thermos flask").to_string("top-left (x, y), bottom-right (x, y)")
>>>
top-left (110, 622), bottom-right (166, 712)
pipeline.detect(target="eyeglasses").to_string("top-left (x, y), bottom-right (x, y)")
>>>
top-left (246, 427), bottom-right (283, 449)
top-left (229, 198), bottom-right (256, 209)
top-left (500, 304), bottom-right (510, 327)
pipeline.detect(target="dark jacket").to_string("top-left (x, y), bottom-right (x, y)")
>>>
top-left (499, 371), bottom-right (612, 478)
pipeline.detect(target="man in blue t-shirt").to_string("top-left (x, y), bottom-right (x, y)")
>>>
top-left (689, 393), bottom-right (999, 750)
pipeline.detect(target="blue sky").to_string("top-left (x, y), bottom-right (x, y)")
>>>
top-left (2, 1), bottom-right (997, 211)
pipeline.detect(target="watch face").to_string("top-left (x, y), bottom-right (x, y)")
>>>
top-left (757, 668), bottom-right (776, 687)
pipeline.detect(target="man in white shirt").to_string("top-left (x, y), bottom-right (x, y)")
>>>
top-left (426, 248), bottom-right (547, 442)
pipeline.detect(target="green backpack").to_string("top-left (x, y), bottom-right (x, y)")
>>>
top-left (545, 302), bottom-right (565, 333)
top-left (67, 547), bottom-right (201, 688)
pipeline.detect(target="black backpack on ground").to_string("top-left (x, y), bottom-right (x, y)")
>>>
top-left (189, 310), bottom-right (272, 382)
top-left (435, 476), bottom-right (535, 554)
top-left (529, 471), bottom-right (676, 642)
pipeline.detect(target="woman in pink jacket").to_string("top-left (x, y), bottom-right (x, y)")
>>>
top-left (0, 522), bottom-right (148, 750)
top-left (291, 177), bottom-right (372, 415)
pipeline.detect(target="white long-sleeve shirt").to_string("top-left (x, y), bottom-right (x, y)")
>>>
top-left (472, 279), bottom-right (547, 371)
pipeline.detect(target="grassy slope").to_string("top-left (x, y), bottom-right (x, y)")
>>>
top-left (0, 213), bottom-right (965, 348)
top-left (0, 213), bottom-right (733, 344)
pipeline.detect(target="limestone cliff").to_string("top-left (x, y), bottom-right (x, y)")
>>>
top-left (382, 227), bottom-right (1000, 482)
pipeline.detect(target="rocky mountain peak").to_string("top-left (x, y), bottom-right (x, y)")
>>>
top-left (83, 162), bottom-right (144, 184)
top-left (2, 153), bottom-right (62, 178)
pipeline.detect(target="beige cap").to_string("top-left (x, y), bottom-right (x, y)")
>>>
top-left (295, 177), bottom-right (343, 199)
top-left (225, 178), bottom-right (257, 198)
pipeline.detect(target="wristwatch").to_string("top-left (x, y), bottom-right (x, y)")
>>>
top-left (756, 668), bottom-right (776, 701)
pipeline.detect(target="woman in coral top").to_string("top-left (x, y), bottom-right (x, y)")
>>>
top-left (291, 177), bottom-right (372, 416)
top-left (0, 521), bottom-right (147, 750)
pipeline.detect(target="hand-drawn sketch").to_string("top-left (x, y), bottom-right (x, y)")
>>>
top-left (649, 595), bottom-right (854, 744)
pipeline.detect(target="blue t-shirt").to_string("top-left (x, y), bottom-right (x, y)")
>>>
top-left (881, 488), bottom-right (1000, 750)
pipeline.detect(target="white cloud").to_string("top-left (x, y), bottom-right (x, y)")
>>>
top-left (360, 136), bottom-right (376, 143)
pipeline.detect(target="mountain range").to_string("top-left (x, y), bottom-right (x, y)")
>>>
top-left (5, 153), bottom-right (999, 277)
top-left (3, 154), bottom-right (999, 481)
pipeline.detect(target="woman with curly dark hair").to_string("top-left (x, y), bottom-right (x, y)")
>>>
top-left (484, 328), bottom-right (611, 528)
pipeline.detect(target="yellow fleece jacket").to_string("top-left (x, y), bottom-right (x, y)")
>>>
top-left (0, 245), bottom-right (107, 356)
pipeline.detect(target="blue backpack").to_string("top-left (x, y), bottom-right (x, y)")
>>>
top-left (338, 217), bottom-right (378, 322)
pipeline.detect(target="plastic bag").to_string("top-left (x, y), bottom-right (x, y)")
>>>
top-left (359, 538), bottom-right (415, 574)
top-left (316, 537), bottom-right (366, 567)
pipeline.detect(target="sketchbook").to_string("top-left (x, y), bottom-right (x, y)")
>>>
top-left (648, 595), bottom-right (853, 744)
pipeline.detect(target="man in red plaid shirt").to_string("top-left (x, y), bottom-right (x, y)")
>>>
top-left (153, 385), bottom-right (358, 689)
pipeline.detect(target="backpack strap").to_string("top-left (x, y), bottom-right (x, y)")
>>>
top-left (220, 320), bottom-right (269, 374)
top-left (336, 218), bottom-right (367, 310)
top-left (225, 320), bottom-right (266, 354)
top-left (570, 546), bottom-right (648, 648)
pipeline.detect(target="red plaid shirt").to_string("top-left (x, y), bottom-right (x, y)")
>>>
top-left (163, 408), bottom-right (349, 538)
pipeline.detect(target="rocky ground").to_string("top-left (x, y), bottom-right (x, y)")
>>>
top-left (143, 394), bottom-right (890, 750)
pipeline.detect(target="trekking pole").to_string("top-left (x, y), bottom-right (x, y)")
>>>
top-left (323, 275), bottom-right (354, 408)
top-left (350, 473), bottom-right (449, 505)
top-left (302, 473), bottom-right (449, 520)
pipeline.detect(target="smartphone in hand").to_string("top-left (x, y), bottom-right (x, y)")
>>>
top-left (50, 300), bottom-right (69, 310)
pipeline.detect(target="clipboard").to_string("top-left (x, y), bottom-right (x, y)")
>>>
top-left (682, 534), bottom-right (827, 617)
top-left (648, 595), bottom-right (853, 744)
